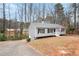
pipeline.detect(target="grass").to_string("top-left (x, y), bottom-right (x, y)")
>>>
top-left (28, 36), bottom-right (79, 56)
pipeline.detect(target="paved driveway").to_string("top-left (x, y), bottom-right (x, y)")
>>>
top-left (0, 40), bottom-right (41, 56)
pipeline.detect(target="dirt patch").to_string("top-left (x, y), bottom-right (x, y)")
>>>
top-left (28, 36), bottom-right (79, 56)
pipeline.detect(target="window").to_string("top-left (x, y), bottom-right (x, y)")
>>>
top-left (47, 28), bottom-right (55, 33)
top-left (61, 28), bottom-right (64, 32)
top-left (38, 28), bottom-right (45, 34)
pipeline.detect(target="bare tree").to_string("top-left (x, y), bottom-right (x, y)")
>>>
top-left (24, 3), bottom-right (27, 23)
top-left (28, 3), bottom-right (33, 22)
top-left (3, 3), bottom-right (6, 34)
top-left (8, 4), bottom-right (11, 38)
top-left (38, 4), bottom-right (41, 17)
top-left (20, 4), bottom-right (24, 40)
top-left (48, 4), bottom-right (55, 23)
top-left (42, 4), bottom-right (45, 21)
top-left (17, 4), bottom-right (24, 40)
top-left (14, 4), bottom-right (18, 39)
top-left (72, 3), bottom-right (77, 30)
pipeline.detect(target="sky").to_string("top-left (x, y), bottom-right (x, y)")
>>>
top-left (0, 3), bottom-right (71, 22)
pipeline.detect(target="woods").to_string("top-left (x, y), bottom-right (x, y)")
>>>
top-left (0, 3), bottom-right (79, 41)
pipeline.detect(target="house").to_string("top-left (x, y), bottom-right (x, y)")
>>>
top-left (5, 28), bottom-right (28, 37)
top-left (16, 29), bottom-right (28, 35)
top-left (5, 29), bottom-right (15, 37)
top-left (29, 22), bottom-right (66, 40)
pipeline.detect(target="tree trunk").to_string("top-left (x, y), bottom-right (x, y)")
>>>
top-left (74, 3), bottom-right (77, 30)
top-left (3, 3), bottom-right (6, 34)
top-left (42, 4), bottom-right (45, 21)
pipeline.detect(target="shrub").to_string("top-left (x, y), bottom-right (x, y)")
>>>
top-left (12, 35), bottom-right (21, 40)
top-left (19, 34), bottom-right (26, 39)
top-left (0, 33), bottom-right (7, 41)
top-left (67, 25), bottom-right (75, 34)
top-left (10, 36), bottom-right (15, 40)
top-left (22, 35), bottom-right (27, 39)
top-left (6, 36), bottom-right (14, 40)
top-left (7, 34), bottom-right (28, 40)
top-left (27, 38), bottom-right (31, 42)
top-left (26, 35), bottom-right (31, 42)
top-left (15, 35), bottom-right (20, 40)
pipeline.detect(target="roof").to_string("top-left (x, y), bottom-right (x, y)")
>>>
top-left (17, 29), bottom-right (28, 32)
top-left (29, 23), bottom-right (65, 28)
top-left (6, 28), bottom-right (28, 31)
top-left (6, 29), bottom-right (15, 31)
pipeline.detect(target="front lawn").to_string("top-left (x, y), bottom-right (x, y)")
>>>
top-left (28, 36), bottom-right (79, 56)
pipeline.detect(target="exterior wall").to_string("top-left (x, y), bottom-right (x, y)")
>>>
top-left (29, 26), bottom-right (36, 40)
top-left (60, 29), bottom-right (66, 35)
top-left (5, 29), bottom-right (28, 37)
top-left (36, 28), bottom-right (55, 37)
top-left (5, 31), bottom-right (15, 37)
top-left (29, 27), bottom-right (66, 40)
top-left (55, 28), bottom-right (61, 36)
top-left (55, 28), bottom-right (66, 36)
top-left (35, 28), bottom-right (66, 38)
top-left (29, 23), bottom-right (66, 40)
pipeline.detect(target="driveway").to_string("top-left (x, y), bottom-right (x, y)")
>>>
top-left (0, 40), bottom-right (41, 56)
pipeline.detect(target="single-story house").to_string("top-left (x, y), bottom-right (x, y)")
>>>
top-left (29, 23), bottom-right (66, 40)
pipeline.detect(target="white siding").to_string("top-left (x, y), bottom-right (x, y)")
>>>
top-left (29, 25), bottom-right (36, 40)
top-left (29, 23), bottom-right (66, 39)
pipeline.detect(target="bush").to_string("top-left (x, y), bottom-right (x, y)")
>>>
top-left (15, 35), bottom-right (20, 40)
top-left (0, 33), bottom-right (7, 41)
top-left (19, 34), bottom-right (26, 39)
top-left (11, 35), bottom-right (21, 40)
top-left (7, 34), bottom-right (28, 40)
top-left (9, 36), bottom-right (15, 40)
top-left (67, 25), bottom-right (75, 34)
top-left (27, 38), bottom-right (31, 42)
top-left (26, 35), bottom-right (31, 42)
top-left (22, 35), bottom-right (27, 39)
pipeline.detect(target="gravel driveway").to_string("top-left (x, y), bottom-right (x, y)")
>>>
top-left (0, 40), bottom-right (41, 56)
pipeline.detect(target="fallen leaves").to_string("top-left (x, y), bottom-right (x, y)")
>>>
top-left (28, 36), bottom-right (79, 56)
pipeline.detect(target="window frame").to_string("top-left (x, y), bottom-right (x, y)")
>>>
top-left (37, 28), bottom-right (45, 34)
top-left (47, 28), bottom-right (55, 33)
top-left (61, 28), bottom-right (65, 32)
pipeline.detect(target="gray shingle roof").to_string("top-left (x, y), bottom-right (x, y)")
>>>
top-left (30, 23), bottom-right (64, 28)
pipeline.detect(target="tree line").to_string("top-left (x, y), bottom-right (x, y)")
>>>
top-left (0, 3), bottom-right (79, 41)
